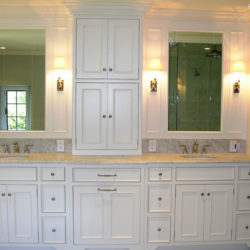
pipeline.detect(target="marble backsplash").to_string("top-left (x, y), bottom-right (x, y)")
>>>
top-left (0, 139), bottom-right (246, 153)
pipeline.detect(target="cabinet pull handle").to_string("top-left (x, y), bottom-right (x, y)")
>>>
top-left (109, 68), bottom-right (112, 72)
top-left (246, 226), bottom-right (249, 230)
top-left (247, 196), bottom-right (250, 199)
top-left (51, 197), bottom-right (56, 201)
top-left (102, 115), bottom-right (106, 118)
top-left (157, 228), bottom-right (162, 232)
top-left (201, 193), bottom-right (204, 196)
top-left (158, 197), bottom-right (162, 201)
top-left (97, 188), bottom-right (117, 192)
top-left (103, 68), bottom-right (107, 72)
top-left (207, 193), bottom-right (211, 196)
top-left (8, 193), bottom-right (11, 197)
top-left (108, 115), bottom-right (112, 118)
top-left (97, 174), bottom-right (117, 177)
top-left (158, 173), bottom-right (163, 177)
top-left (1, 193), bottom-right (5, 197)
top-left (51, 172), bottom-right (55, 176)
top-left (52, 229), bottom-right (56, 232)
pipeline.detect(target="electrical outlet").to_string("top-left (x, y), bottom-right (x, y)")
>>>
top-left (57, 140), bottom-right (64, 152)
top-left (149, 140), bottom-right (157, 152)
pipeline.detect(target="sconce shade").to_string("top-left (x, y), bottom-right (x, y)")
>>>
top-left (232, 61), bottom-right (245, 73)
top-left (148, 59), bottom-right (163, 71)
top-left (53, 57), bottom-right (67, 69)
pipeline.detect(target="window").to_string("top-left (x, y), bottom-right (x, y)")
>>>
top-left (0, 86), bottom-right (30, 130)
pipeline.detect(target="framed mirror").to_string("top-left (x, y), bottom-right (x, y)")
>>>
top-left (0, 29), bottom-right (45, 131)
top-left (168, 31), bottom-right (222, 131)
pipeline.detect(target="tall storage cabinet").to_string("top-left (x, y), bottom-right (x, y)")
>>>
top-left (73, 17), bottom-right (141, 155)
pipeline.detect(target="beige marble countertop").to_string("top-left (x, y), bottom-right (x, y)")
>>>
top-left (0, 153), bottom-right (250, 164)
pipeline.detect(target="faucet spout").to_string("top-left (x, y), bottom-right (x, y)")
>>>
top-left (192, 141), bottom-right (199, 153)
top-left (13, 142), bottom-right (19, 153)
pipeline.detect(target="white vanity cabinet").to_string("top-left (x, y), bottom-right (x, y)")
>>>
top-left (73, 168), bottom-right (141, 245)
top-left (0, 185), bottom-right (38, 243)
top-left (75, 83), bottom-right (138, 151)
top-left (76, 19), bottom-right (139, 80)
top-left (175, 184), bottom-right (234, 242)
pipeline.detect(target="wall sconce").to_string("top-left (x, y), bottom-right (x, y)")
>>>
top-left (232, 61), bottom-right (245, 94)
top-left (148, 59), bottom-right (163, 92)
top-left (53, 57), bottom-right (67, 91)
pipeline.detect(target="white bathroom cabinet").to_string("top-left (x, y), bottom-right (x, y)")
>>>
top-left (76, 19), bottom-right (139, 80)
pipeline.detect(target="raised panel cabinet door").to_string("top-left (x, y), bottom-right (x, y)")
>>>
top-left (108, 84), bottom-right (138, 149)
top-left (7, 185), bottom-right (38, 243)
top-left (175, 185), bottom-right (205, 242)
top-left (109, 186), bottom-right (140, 244)
top-left (73, 186), bottom-right (108, 244)
top-left (76, 19), bottom-right (108, 79)
top-left (0, 185), bottom-right (8, 243)
top-left (204, 185), bottom-right (233, 241)
top-left (108, 19), bottom-right (139, 79)
top-left (76, 83), bottom-right (107, 149)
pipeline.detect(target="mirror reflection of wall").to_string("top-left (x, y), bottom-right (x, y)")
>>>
top-left (168, 32), bottom-right (222, 131)
top-left (0, 29), bottom-right (45, 131)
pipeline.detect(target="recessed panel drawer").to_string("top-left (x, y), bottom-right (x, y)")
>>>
top-left (40, 168), bottom-right (65, 181)
top-left (148, 185), bottom-right (171, 213)
top-left (147, 216), bottom-right (170, 243)
top-left (72, 168), bottom-right (141, 182)
top-left (0, 167), bottom-right (36, 181)
top-left (42, 216), bottom-right (66, 244)
top-left (237, 184), bottom-right (250, 210)
top-left (236, 214), bottom-right (250, 240)
top-left (41, 185), bottom-right (65, 212)
top-left (148, 168), bottom-right (171, 181)
top-left (238, 167), bottom-right (250, 180)
top-left (176, 167), bottom-right (234, 181)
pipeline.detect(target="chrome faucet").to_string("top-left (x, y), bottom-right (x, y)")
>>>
top-left (192, 141), bottom-right (199, 153)
top-left (13, 142), bottom-right (19, 153)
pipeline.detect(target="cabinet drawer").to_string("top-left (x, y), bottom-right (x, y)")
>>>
top-left (40, 168), bottom-right (65, 181)
top-left (41, 185), bottom-right (65, 212)
top-left (42, 216), bottom-right (66, 244)
top-left (147, 216), bottom-right (170, 243)
top-left (73, 168), bottom-right (141, 182)
top-left (236, 214), bottom-right (250, 240)
top-left (0, 167), bottom-right (36, 181)
top-left (238, 167), bottom-right (250, 180)
top-left (176, 167), bottom-right (234, 181)
top-left (148, 185), bottom-right (171, 213)
top-left (237, 184), bottom-right (250, 210)
top-left (148, 168), bottom-right (171, 181)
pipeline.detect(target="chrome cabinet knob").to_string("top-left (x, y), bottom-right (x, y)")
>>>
top-left (51, 172), bottom-right (55, 176)
top-left (51, 197), bottom-right (56, 201)
top-left (207, 193), bottom-right (211, 196)
top-left (102, 115), bottom-right (106, 118)
top-left (158, 173), bottom-right (163, 177)
top-left (52, 229), bottom-right (56, 232)
top-left (109, 68), bottom-right (112, 72)
top-left (247, 196), bottom-right (250, 199)
top-left (103, 68), bottom-right (107, 72)
top-left (1, 193), bottom-right (5, 197)
top-left (201, 193), bottom-right (204, 196)
top-left (158, 197), bottom-right (162, 201)
top-left (157, 228), bottom-right (162, 232)
top-left (245, 226), bottom-right (249, 230)
top-left (8, 193), bottom-right (11, 197)
top-left (109, 115), bottom-right (112, 118)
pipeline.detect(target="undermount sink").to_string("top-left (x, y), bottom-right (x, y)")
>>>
top-left (0, 154), bottom-right (30, 159)
top-left (181, 154), bottom-right (216, 159)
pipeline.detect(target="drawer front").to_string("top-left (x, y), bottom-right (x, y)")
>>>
top-left (148, 185), bottom-right (171, 213)
top-left (0, 167), bottom-right (36, 181)
top-left (238, 167), bottom-right (250, 180)
top-left (41, 185), bottom-right (65, 212)
top-left (176, 167), bottom-right (235, 181)
top-left (147, 216), bottom-right (170, 243)
top-left (148, 168), bottom-right (171, 181)
top-left (40, 168), bottom-right (65, 181)
top-left (42, 216), bottom-right (66, 244)
top-left (73, 168), bottom-right (141, 182)
top-left (236, 214), bottom-right (250, 240)
top-left (237, 184), bottom-right (250, 210)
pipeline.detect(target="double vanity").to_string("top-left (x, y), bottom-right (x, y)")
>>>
top-left (0, 153), bottom-right (249, 250)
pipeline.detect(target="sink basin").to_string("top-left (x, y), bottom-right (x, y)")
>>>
top-left (0, 154), bottom-right (30, 159)
top-left (181, 154), bottom-right (216, 159)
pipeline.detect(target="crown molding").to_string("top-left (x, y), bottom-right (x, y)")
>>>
top-left (63, 0), bottom-right (153, 17)
top-left (145, 8), bottom-right (249, 23)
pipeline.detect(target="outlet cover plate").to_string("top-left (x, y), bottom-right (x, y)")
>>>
top-left (57, 140), bottom-right (64, 152)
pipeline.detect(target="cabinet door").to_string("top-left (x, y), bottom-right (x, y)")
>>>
top-left (108, 84), bottom-right (138, 149)
top-left (108, 20), bottom-right (139, 79)
top-left (73, 186), bottom-right (108, 244)
top-left (204, 185), bottom-right (233, 241)
top-left (0, 185), bottom-right (8, 243)
top-left (109, 186), bottom-right (140, 244)
top-left (76, 19), bottom-right (108, 79)
top-left (7, 185), bottom-right (38, 243)
top-left (76, 83), bottom-right (107, 149)
top-left (175, 185), bottom-right (205, 242)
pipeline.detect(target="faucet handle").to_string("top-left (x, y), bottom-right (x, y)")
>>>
top-left (24, 144), bottom-right (34, 153)
top-left (201, 144), bottom-right (211, 154)
top-left (179, 144), bottom-right (188, 154)
top-left (1, 144), bottom-right (10, 153)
